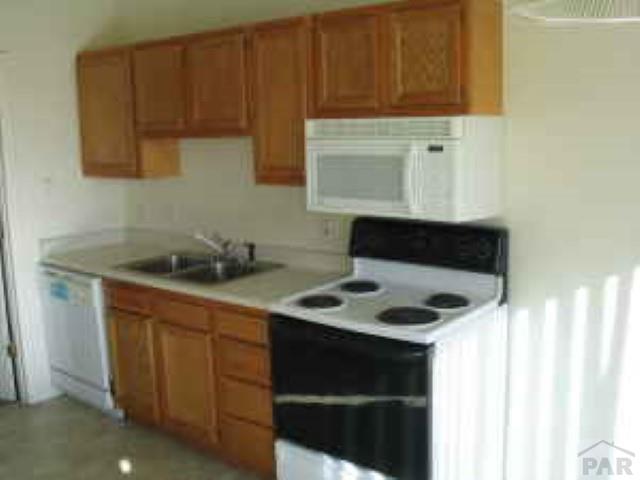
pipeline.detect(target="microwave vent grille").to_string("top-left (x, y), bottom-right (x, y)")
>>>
top-left (309, 118), bottom-right (462, 139)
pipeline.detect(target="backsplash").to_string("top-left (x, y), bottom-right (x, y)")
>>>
top-left (124, 137), bottom-right (352, 259)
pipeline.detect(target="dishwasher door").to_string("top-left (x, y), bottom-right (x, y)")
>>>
top-left (41, 267), bottom-right (115, 413)
top-left (270, 314), bottom-right (433, 480)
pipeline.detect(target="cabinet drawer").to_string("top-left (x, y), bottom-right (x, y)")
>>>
top-left (220, 377), bottom-right (272, 427)
top-left (108, 284), bottom-right (152, 315)
top-left (218, 309), bottom-right (268, 346)
top-left (221, 416), bottom-right (274, 476)
top-left (219, 338), bottom-right (271, 386)
top-left (154, 297), bottom-right (211, 332)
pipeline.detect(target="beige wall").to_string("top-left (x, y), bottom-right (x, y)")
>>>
top-left (504, 16), bottom-right (640, 479)
top-left (126, 138), bottom-right (351, 256)
top-left (0, 0), bottom-right (129, 402)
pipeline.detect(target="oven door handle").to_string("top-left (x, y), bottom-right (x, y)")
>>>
top-left (270, 314), bottom-right (431, 362)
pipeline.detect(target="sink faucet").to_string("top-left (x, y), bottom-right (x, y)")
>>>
top-left (194, 232), bottom-right (255, 263)
top-left (194, 232), bottom-right (228, 256)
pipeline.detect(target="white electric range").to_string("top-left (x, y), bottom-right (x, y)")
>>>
top-left (269, 217), bottom-right (509, 480)
top-left (272, 257), bottom-right (503, 346)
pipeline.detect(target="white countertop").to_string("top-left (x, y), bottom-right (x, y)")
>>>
top-left (41, 243), bottom-right (345, 311)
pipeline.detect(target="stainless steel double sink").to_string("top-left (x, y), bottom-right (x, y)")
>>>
top-left (119, 252), bottom-right (281, 285)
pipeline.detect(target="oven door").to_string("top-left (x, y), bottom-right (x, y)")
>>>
top-left (270, 315), bottom-right (433, 480)
top-left (306, 140), bottom-right (418, 217)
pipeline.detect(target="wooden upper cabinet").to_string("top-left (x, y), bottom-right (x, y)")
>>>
top-left (133, 42), bottom-right (187, 133)
top-left (77, 50), bottom-right (138, 177)
top-left (310, 0), bottom-right (502, 117)
top-left (312, 9), bottom-right (382, 116)
top-left (77, 50), bottom-right (180, 178)
top-left (251, 18), bottom-right (309, 185)
top-left (186, 30), bottom-right (250, 134)
top-left (384, 2), bottom-right (463, 110)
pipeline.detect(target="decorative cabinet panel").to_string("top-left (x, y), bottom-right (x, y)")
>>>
top-left (251, 18), bottom-right (309, 185)
top-left (77, 50), bottom-right (180, 178)
top-left (310, 0), bottom-right (502, 117)
top-left (385, 2), bottom-right (463, 109)
top-left (133, 42), bottom-right (187, 133)
top-left (109, 309), bottom-right (160, 425)
top-left (155, 321), bottom-right (218, 446)
top-left (312, 10), bottom-right (382, 116)
top-left (186, 30), bottom-right (250, 134)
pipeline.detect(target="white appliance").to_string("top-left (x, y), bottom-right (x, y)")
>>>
top-left (305, 116), bottom-right (502, 222)
top-left (270, 217), bottom-right (508, 480)
top-left (41, 267), bottom-right (118, 415)
top-left (511, 0), bottom-right (640, 24)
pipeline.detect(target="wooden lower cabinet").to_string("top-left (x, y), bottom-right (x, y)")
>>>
top-left (221, 416), bottom-right (275, 477)
top-left (106, 282), bottom-right (275, 478)
top-left (109, 309), bottom-right (160, 425)
top-left (155, 321), bottom-right (218, 446)
top-left (220, 377), bottom-right (273, 427)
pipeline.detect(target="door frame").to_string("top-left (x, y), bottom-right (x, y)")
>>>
top-left (0, 51), bottom-right (25, 402)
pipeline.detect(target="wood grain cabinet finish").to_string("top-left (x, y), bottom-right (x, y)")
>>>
top-left (251, 18), bottom-right (309, 186)
top-left (385, 2), bottom-right (463, 109)
top-left (221, 416), bottom-right (275, 477)
top-left (219, 337), bottom-right (271, 387)
top-left (220, 377), bottom-right (273, 427)
top-left (133, 42), bottom-right (187, 133)
top-left (186, 30), bottom-right (250, 134)
top-left (109, 309), bottom-right (160, 425)
top-left (106, 283), bottom-right (274, 477)
top-left (312, 9), bottom-right (382, 116)
top-left (310, 0), bottom-right (502, 117)
top-left (77, 50), bottom-right (180, 178)
top-left (217, 306), bottom-right (269, 346)
top-left (155, 321), bottom-right (218, 446)
top-left (77, 50), bottom-right (138, 177)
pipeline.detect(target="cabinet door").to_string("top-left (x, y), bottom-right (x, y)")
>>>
top-left (385, 2), bottom-right (463, 110)
top-left (251, 18), bottom-right (308, 185)
top-left (77, 50), bottom-right (138, 177)
top-left (186, 31), bottom-right (250, 134)
top-left (156, 322), bottom-right (218, 446)
top-left (110, 309), bottom-right (159, 424)
top-left (313, 9), bottom-right (382, 116)
top-left (133, 42), bottom-right (186, 133)
top-left (221, 416), bottom-right (274, 477)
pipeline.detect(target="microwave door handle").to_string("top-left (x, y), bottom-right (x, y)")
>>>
top-left (405, 147), bottom-right (420, 213)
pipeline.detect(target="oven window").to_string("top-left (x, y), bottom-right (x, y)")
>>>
top-left (317, 155), bottom-right (405, 202)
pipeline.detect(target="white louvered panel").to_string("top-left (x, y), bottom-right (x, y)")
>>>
top-left (308, 117), bottom-right (463, 140)
top-left (432, 308), bottom-right (507, 480)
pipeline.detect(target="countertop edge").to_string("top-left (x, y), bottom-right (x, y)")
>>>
top-left (40, 257), bottom-right (344, 312)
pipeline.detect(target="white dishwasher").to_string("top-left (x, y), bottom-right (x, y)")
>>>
top-left (41, 266), bottom-right (118, 415)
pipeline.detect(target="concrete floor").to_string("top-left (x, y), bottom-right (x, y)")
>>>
top-left (0, 397), bottom-right (258, 479)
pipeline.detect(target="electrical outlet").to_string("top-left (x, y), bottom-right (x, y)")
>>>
top-left (321, 218), bottom-right (341, 240)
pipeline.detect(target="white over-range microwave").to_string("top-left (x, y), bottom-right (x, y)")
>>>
top-left (305, 116), bottom-right (502, 222)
